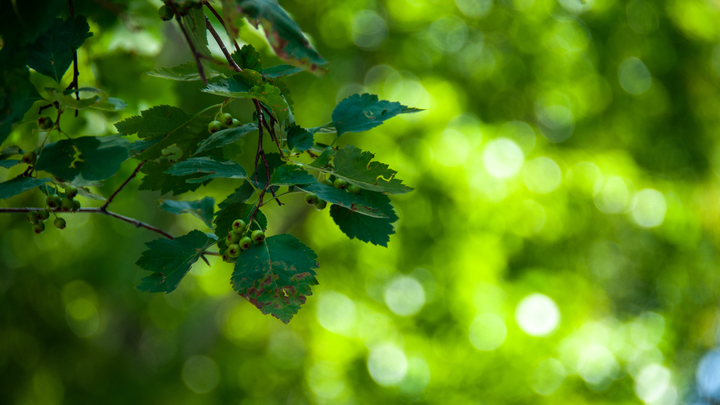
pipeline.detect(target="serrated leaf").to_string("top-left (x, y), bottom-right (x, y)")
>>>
top-left (332, 93), bottom-right (422, 137)
top-left (0, 0), bottom-right (65, 47)
top-left (165, 157), bottom-right (247, 183)
top-left (136, 230), bottom-right (218, 294)
top-left (231, 234), bottom-right (319, 323)
top-left (27, 16), bottom-right (92, 83)
top-left (0, 47), bottom-right (44, 145)
top-left (0, 160), bottom-right (19, 169)
top-left (158, 196), bottom-right (215, 229)
top-left (35, 135), bottom-right (130, 182)
top-left (331, 145), bottom-right (412, 195)
top-left (262, 64), bottom-right (304, 78)
top-left (182, 7), bottom-right (212, 59)
top-left (297, 183), bottom-right (387, 218)
top-left (309, 147), bottom-right (335, 168)
top-left (287, 125), bottom-right (313, 153)
top-left (148, 62), bottom-right (223, 81)
top-left (195, 123), bottom-right (257, 155)
top-left (330, 191), bottom-right (398, 247)
top-left (0, 177), bottom-right (50, 200)
top-left (221, 0), bottom-right (327, 75)
top-left (270, 164), bottom-right (315, 186)
top-left (232, 44), bottom-right (262, 71)
top-left (214, 202), bottom-right (267, 239)
top-left (219, 181), bottom-right (256, 209)
top-left (139, 160), bottom-right (208, 196)
top-left (201, 78), bottom-right (290, 123)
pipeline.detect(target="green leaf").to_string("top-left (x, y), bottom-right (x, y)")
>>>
top-left (214, 203), bottom-right (267, 239)
top-left (262, 64), bottom-right (304, 78)
top-left (0, 0), bottom-right (65, 47)
top-left (287, 125), bottom-right (313, 153)
top-left (201, 78), bottom-right (290, 123)
top-left (270, 164), bottom-right (316, 186)
top-left (0, 177), bottom-right (50, 200)
top-left (231, 234), bottom-right (319, 323)
top-left (181, 7), bottom-right (212, 59)
top-left (165, 157), bottom-right (247, 183)
top-left (75, 186), bottom-right (106, 201)
top-left (332, 93), bottom-right (422, 137)
top-left (0, 47), bottom-right (43, 145)
top-left (250, 153), bottom-right (284, 189)
top-left (139, 160), bottom-right (208, 196)
top-left (158, 196), bottom-right (215, 229)
top-left (330, 191), bottom-right (398, 247)
top-left (46, 87), bottom-right (126, 112)
top-left (195, 123), bottom-right (257, 155)
top-left (1, 147), bottom-right (22, 160)
top-left (309, 147), bottom-right (335, 168)
top-left (136, 230), bottom-right (218, 294)
top-left (221, 0), bottom-right (327, 74)
top-left (148, 62), bottom-right (223, 82)
top-left (218, 181), bottom-right (256, 209)
top-left (297, 183), bottom-right (388, 218)
top-left (35, 135), bottom-right (130, 182)
top-left (232, 45), bottom-right (262, 71)
top-left (27, 16), bottom-right (92, 83)
top-left (0, 160), bottom-right (19, 169)
top-left (330, 145), bottom-right (413, 195)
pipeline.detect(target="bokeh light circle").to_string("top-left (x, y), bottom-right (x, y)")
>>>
top-left (697, 350), bottom-right (720, 399)
top-left (483, 138), bottom-right (524, 179)
top-left (182, 355), bottom-right (220, 394)
top-left (619, 57), bottom-right (652, 95)
top-left (522, 157), bottom-right (562, 194)
top-left (515, 294), bottom-right (561, 337)
top-left (316, 291), bottom-right (357, 335)
top-left (384, 276), bottom-right (426, 317)
top-left (631, 189), bottom-right (666, 228)
top-left (367, 343), bottom-right (408, 386)
top-left (531, 358), bottom-right (566, 395)
top-left (469, 313), bottom-right (507, 351)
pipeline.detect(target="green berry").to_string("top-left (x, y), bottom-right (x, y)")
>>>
top-left (72, 200), bottom-right (81, 211)
top-left (158, 5), bottom-right (174, 21)
top-left (26, 212), bottom-right (39, 223)
top-left (321, 179), bottom-right (333, 187)
top-left (61, 197), bottom-right (74, 211)
top-left (33, 222), bottom-right (45, 234)
top-left (54, 217), bottom-right (66, 230)
top-left (230, 118), bottom-right (241, 128)
top-left (232, 219), bottom-right (246, 233)
top-left (223, 253), bottom-right (237, 263)
top-left (219, 113), bottom-right (233, 127)
top-left (333, 178), bottom-right (348, 190)
top-left (227, 243), bottom-right (241, 258)
top-left (239, 236), bottom-right (252, 250)
top-left (64, 185), bottom-right (78, 198)
top-left (304, 193), bottom-right (319, 205)
top-left (208, 120), bottom-right (223, 134)
top-left (314, 200), bottom-right (327, 211)
top-left (251, 230), bottom-right (265, 244)
top-left (38, 209), bottom-right (50, 221)
top-left (22, 151), bottom-right (37, 165)
top-left (37, 116), bottom-right (53, 130)
top-left (347, 184), bottom-right (361, 195)
top-left (227, 231), bottom-right (241, 244)
top-left (46, 195), bottom-right (61, 209)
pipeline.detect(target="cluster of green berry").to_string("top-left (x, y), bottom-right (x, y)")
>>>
top-left (37, 116), bottom-right (53, 131)
top-left (158, 2), bottom-right (202, 22)
top-left (25, 209), bottom-right (60, 234)
top-left (46, 185), bottom-right (81, 212)
top-left (207, 112), bottom-right (241, 134)
top-left (221, 219), bottom-right (266, 263)
top-left (304, 177), bottom-right (361, 210)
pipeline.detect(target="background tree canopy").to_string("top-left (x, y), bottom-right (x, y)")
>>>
top-left (2, 0), bottom-right (720, 403)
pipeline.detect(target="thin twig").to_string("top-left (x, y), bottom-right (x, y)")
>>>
top-left (203, 1), bottom-right (240, 52)
top-left (205, 17), bottom-right (241, 72)
top-left (0, 207), bottom-right (174, 240)
top-left (171, 4), bottom-right (207, 85)
top-left (253, 100), bottom-right (282, 206)
top-left (68, 0), bottom-right (79, 117)
top-left (102, 161), bottom-right (146, 210)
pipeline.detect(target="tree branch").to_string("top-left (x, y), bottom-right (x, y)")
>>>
top-left (171, 4), bottom-right (207, 85)
top-left (205, 17), bottom-right (241, 72)
top-left (102, 160), bottom-right (146, 210)
top-left (68, 0), bottom-right (79, 117)
top-left (0, 207), bottom-right (174, 240)
top-left (203, 1), bottom-right (240, 53)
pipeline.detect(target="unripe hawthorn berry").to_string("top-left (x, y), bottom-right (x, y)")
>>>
top-left (64, 185), bottom-right (78, 198)
top-left (314, 200), bottom-right (327, 211)
top-left (72, 200), bottom-right (81, 211)
top-left (61, 197), bottom-right (74, 211)
top-left (26, 212), bottom-right (39, 223)
top-left (230, 118), bottom-right (241, 128)
top-left (54, 217), bottom-right (66, 229)
top-left (223, 252), bottom-right (237, 263)
top-left (46, 195), bottom-right (61, 209)
top-left (227, 243), bottom-right (241, 258)
top-left (232, 219), bottom-right (246, 233)
top-left (321, 179), bottom-right (333, 187)
top-left (251, 230), bottom-right (265, 244)
top-left (208, 120), bottom-right (223, 134)
top-left (219, 113), bottom-right (233, 127)
top-left (347, 184), bottom-right (361, 195)
top-left (37, 116), bottom-right (53, 130)
top-left (38, 209), bottom-right (50, 221)
top-left (22, 151), bottom-right (37, 165)
top-left (33, 222), bottom-right (45, 234)
top-left (158, 5), bottom-right (173, 21)
top-left (227, 231), bottom-right (241, 244)
top-left (304, 193), bottom-right (318, 205)
top-left (333, 178), bottom-right (348, 190)
top-left (239, 236), bottom-right (252, 250)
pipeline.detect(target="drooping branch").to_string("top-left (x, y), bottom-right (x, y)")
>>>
top-left (203, 1), bottom-right (240, 53)
top-left (205, 17), bottom-right (241, 72)
top-left (170, 4), bottom-right (207, 85)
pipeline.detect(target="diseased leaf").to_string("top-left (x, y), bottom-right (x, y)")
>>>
top-left (297, 183), bottom-right (387, 218)
top-left (136, 230), bottom-right (218, 294)
top-left (218, 181), bottom-right (256, 209)
top-left (330, 145), bottom-right (413, 194)
top-left (332, 93), bottom-right (422, 136)
top-left (0, 47), bottom-right (44, 145)
top-left (270, 164), bottom-right (315, 186)
top-left (195, 123), bottom-right (257, 155)
top-left (35, 135), bottom-right (130, 182)
top-left (165, 157), bottom-right (247, 183)
top-left (262, 64), bottom-right (304, 78)
top-left (287, 125), bottom-right (313, 153)
top-left (0, 160), bottom-right (19, 169)
top-left (201, 78), bottom-right (290, 123)
top-left (0, 177), bottom-right (50, 200)
top-left (231, 234), bottom-right (319, 323)
top-left (221, 0), bottom-right (327, 74)
top-left (214, 202), bottom-right (268, 239)
top-left (148, 62), bottom-right (223, 81)
top-left (330, 191), bottom-right (398, 247)
top-left (158, 196), bottom-right (215, 229)
top-left (27, 16), bottom-right (93, 82)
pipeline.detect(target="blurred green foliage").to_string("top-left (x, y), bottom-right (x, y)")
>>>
top-left (3, 0), bottom-right (720, 403)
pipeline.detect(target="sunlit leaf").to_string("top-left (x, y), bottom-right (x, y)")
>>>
top-left (158, 196), bottom-right (215, 229)
top-left (165, 157), bottom-right (247, 183)
top-left (27, 16), bottom-right (92, 82)
top-left (332, 93), bottom-right (422, 137)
